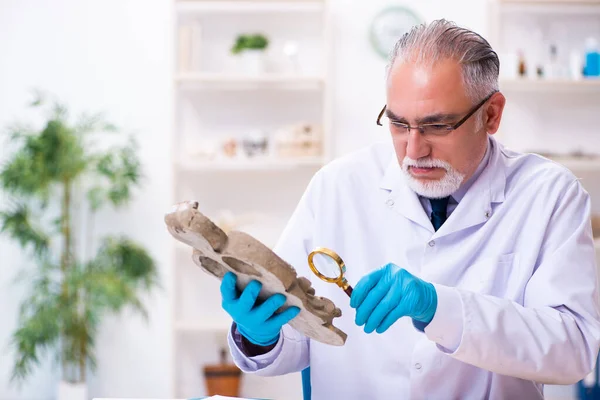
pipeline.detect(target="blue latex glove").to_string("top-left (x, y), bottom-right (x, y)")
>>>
top-left (350, 263), bottom-right (437, 334)
top-left (220, 271), bottom-right (301, 346)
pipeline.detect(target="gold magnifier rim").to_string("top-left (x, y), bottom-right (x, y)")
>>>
top-left (308, 247), bottom-right (345, 284)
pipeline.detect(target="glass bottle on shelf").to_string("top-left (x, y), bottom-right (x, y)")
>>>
top-left (518, 50), bottom-right (527, 78)
top-left (545, 45), bottom-right (559, 80)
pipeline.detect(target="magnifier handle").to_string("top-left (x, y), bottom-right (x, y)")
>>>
top-left (343, 285), bottom-right (353, 297)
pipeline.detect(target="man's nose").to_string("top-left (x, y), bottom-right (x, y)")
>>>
top-left (405, 129), bottom-right (431, 160)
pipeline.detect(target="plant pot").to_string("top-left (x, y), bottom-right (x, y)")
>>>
top-left (203, 364), bottom-right (242, 397)
top-left (57, 380), bottom-right (87, 400)
top-left (238, 49), bottom-right (265, 75)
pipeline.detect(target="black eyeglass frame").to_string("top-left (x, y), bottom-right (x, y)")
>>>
top-left (375, 90), bottom-right (499, 134)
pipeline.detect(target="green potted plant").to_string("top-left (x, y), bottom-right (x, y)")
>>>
top-left (230, 33), bottom-right (269, 75)
top-left (0, 91), bottom-right (160, 400)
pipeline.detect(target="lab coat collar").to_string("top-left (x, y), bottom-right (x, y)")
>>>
top-left (379, 135), bottom-right (506, 235)
top-left (379, 155), bottom-right (433, 231)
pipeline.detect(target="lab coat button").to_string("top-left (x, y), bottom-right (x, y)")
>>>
top-left (485, 210), bottom-right (491, 218)
top-left (415, 363), bottom-right (422, 370)
top-left (428, 240), bottom-right (435, 247)
top-left (386, 199), bottom-right (395, 207)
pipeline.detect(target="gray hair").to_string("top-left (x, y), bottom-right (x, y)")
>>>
top-left (386, 19), bottom-right (499, 104)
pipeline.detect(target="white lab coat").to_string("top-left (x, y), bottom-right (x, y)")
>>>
top-left (227, 136), bottom-right (600, 399)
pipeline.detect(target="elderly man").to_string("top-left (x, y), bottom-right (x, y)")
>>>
top-left (218, 19), bottom-right (600, 399)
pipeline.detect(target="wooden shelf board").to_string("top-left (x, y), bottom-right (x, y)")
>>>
top-left (500, 78), bottom-right (600, 93)
top-left (176, 0), bottom-right (324, 13)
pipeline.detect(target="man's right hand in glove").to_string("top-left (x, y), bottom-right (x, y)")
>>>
top-left (220, 271), bottom-right (301, 347)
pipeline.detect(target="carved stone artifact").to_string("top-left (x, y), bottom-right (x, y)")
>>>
top-left (165, 201), bottom-right (347, 346)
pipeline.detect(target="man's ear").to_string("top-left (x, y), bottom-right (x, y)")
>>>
top-left (485, 92), bottom-right (506, 135)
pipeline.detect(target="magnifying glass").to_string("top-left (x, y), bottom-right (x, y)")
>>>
top-left (307, 247), bottom-right (353, 297)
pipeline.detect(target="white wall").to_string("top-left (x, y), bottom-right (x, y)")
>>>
top-left (331, 0), bottom-right (489, 156)
top-left (0, 0), bottom-right (173, 399)
top-left (0, 0), bottom-right (580, 399)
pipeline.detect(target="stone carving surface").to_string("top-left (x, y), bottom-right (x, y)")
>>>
top-left (165, 201), bottom-right (347, 346)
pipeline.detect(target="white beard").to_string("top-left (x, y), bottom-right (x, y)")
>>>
top-left (400, 156), bottom-right (465, 199)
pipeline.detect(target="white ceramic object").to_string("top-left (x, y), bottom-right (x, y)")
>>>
top-left (57, 381), bottom-right (87, 400)
top-left (282, 40), bottom-right (300, 74)
top-left (239, 49), bottom-right (265, 75)
top-left (570, 50), bottom-right (583, 80)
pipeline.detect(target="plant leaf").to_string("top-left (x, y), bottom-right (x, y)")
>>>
top-left (93, 236), bottom-right (159, 286)
top-left (86, 186), bottom-right (105, 212)
top-left (29, 88), bottom-right (47, 107)
top-left (0, 150), bottom-right (51, 198)
top-left (89, 137), bottom-right (142, 209)
top-left (0, 111), bottom-right (88, 197)
top-left (9, 271), bottom-right (61, 384)
top-left (0, 203), bottom-right (50, 256)
top-left (81, 235), bottom-right (160, 323)
top-left (75, 112), bottom-right (119, 136)
top-left (5, 122), bottom-right (34, 142)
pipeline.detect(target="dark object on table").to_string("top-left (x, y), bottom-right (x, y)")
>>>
top-left (592, 215), bottom-right (600, 238)
top-left (203, 348), bottom-right (242, 397)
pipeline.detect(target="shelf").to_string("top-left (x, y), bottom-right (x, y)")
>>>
top-left (175, 320), bottom-right (231, 333)
top-left (176, 73), bottom-right (325, 91)
top-left (497, 0), bottom-right (600, 14)
top-left (500, 0), bottom-right (600, 4)
top-left (177, 156), bottom-right (325, 172)
top-left (176, 0), bottom-right (324, 14)
top-left (549, 156), bottom-right (600, 171)
top-left (500, 78), bottom-right (600, 93)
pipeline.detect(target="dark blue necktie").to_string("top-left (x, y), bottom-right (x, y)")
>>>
top-left (430, 197), bottom-right (450, 231)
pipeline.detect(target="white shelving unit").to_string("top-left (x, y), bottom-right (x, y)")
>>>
top-left (177, 156), bottom-right (324, 172)
top-left (499, 77), bottom-right (600, 93)
top-left (488, 0), bottom-right (600, 171)
top-left (175, 0), bottom-right (325, 13)
top-left (170, 0), bottom-right (331, 398)
top-left (499, 0), bottom-right (600, 3)
top-left (497, 1), bottom-right (600, 14)
top-left (489, 2), bottom-right (600, 397)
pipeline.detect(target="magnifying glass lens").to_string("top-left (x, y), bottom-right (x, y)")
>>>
top-left (312, 252), bottom-right (342, 279)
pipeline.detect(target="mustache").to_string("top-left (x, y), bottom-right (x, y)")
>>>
top-left (402, 157), bottom-right (451, 171)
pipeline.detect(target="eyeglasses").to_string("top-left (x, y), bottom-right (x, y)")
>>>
top-left (376, 90), bottom-right (498, 137)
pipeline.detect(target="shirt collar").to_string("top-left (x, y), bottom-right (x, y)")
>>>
top-left (379, 135), bottom-right (505, 234)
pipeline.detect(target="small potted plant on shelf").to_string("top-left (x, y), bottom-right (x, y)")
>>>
top-left (231, 33), bottom-right (269, 75)
top-left (1, 90), bottom-right (160, 400)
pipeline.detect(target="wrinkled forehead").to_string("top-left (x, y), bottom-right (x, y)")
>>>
top-left (386, 59), bottom-right (472, 116)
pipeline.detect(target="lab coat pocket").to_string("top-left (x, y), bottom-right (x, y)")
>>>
top-left (458, 253), bottom-right (522, 300)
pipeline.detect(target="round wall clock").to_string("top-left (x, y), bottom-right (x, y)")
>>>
top-left (369, 6), bottom-right (423, 59)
